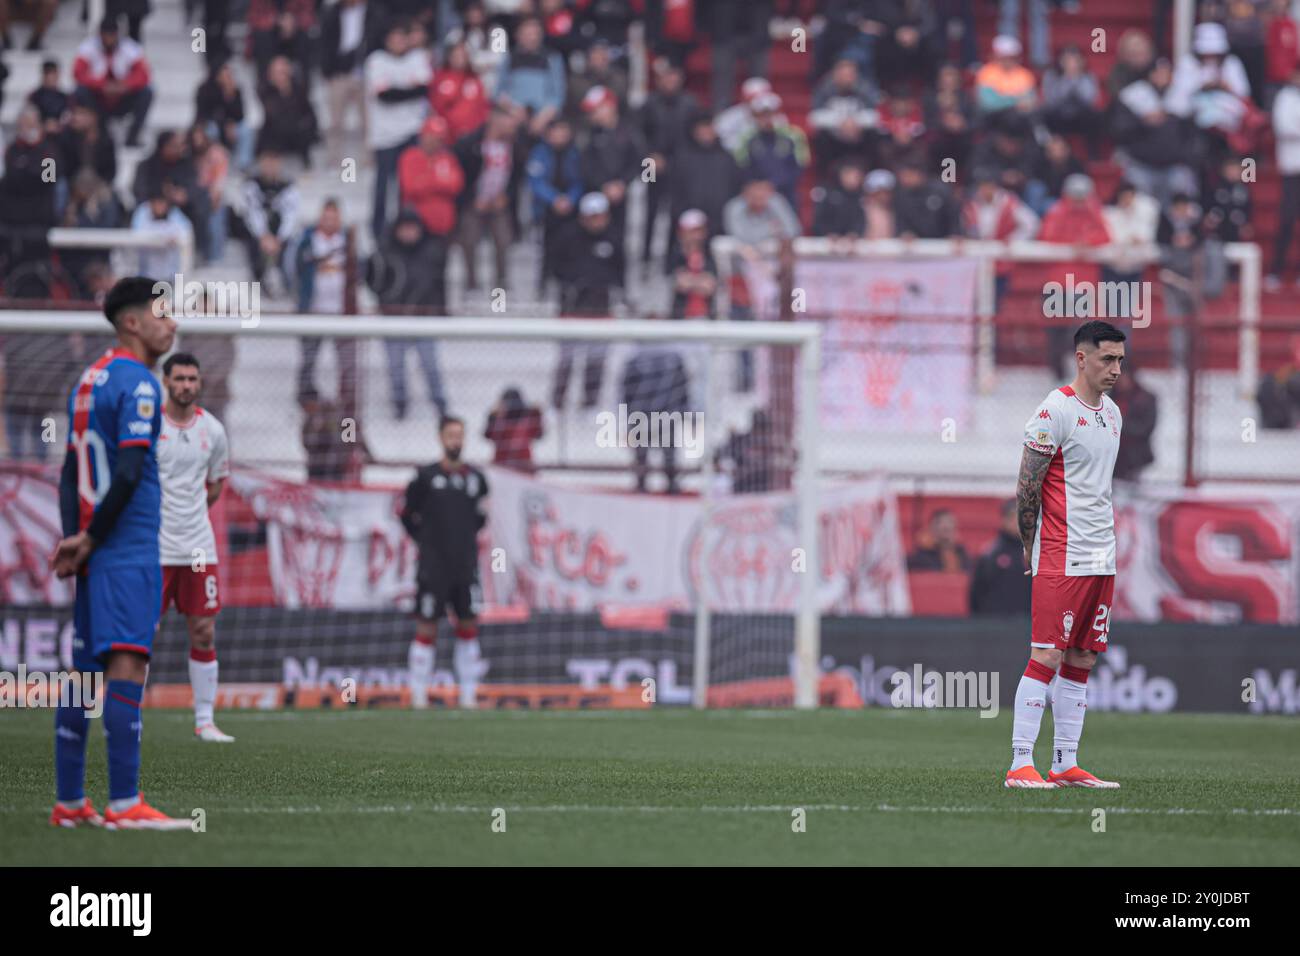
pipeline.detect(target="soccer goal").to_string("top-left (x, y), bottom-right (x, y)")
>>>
top-left (0, 309), bottom-right (824, 710)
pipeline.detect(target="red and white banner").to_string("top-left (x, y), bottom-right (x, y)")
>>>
top-left (793, 258), bottom-right (981, 432)
top-left (0, 464), bottom-right (73, 607)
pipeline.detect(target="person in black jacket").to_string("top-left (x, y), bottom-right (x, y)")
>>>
top-left (813, 158), bottom-right (867, 238)
top-left (59, 94), bottom-right (117, 185)
top-left (400, 416), bottom-right (489, 710)
top-left (194, 59), bottom-right (248, 166)
top-left (621, 317), bottom-right (692, 494)
top-left (968, 500), bottom-right (1032, 616)
top-left (552, 191), bottom-right (624, 408)
top-left (893, 154), bottom-right (959, 238)
top-left (367, 210), bottom-right (449, 420)
top-left (636, 56), bottom-right (698, 266)
top-left (578, 83), bottom-right (646, 243)
top-left (453, 101), bottom-right (526, 291)
top-left (132, 129), bottom-right (210, 257)
top-left (0, 106), bottom-right (62, 290)
top-left (256, 55), bottom-right (319, 167)
top-left (667, 112), bottom-right (740, 261)
top-left (321, 0), bottom-right (380, 168)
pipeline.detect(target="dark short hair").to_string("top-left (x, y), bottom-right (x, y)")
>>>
top-left (42, 59), bottom-right (58, 73)
top-left (1074, 320), bottom-right (1127, 349)
top-left (440, 415), bottom-right (465, 432)
top-left (103, 276), bottom-right (163, 327)
top-left (163, 352), bottom-right (201, 376)
top-left (99, 16), bottom-right (119, 34)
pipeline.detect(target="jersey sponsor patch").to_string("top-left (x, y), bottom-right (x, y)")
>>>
top-left (128, 419), bottom-right (151, 435)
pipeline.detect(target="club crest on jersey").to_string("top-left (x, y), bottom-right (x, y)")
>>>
top-left (137, 397), bottom-right (155, 419)
top-left (1036, 429), bottom-right (1050, 444)
top-left (1062, 610), bottom-right (1075, 637)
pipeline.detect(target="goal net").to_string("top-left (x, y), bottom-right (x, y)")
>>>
top-left (0, 311), bottom-right (827, 710)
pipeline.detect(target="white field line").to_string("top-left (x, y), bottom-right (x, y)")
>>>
top-left (6, 803), bottom-right (1294, 817)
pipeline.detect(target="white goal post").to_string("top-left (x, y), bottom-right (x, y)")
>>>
top-left (0, 311), bottom-right (824, 710)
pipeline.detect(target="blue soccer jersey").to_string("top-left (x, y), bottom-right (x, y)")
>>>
top-left (66, 347), bottom-right (163, 570)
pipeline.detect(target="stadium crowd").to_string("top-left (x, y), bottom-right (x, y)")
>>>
top-left (4, 0), bottom-right (1300, 473)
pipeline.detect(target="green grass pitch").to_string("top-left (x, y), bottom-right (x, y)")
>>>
top-left (4, 708), bottom-right (1298, 865)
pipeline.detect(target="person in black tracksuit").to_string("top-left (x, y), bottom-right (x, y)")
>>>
top-left (635, 57), bottom-right (698, 265)
top-left (400, 417), bottom-right (490, 709)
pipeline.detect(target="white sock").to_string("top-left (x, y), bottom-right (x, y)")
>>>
top-left (58, 798), bottom-right (87, 811)
top-left (189, 655), bottom-right (219, 727)
top-left (454, 637), bottom-right (480, 708)
top-left (409, 638), bottom-right (434, 706)
top-left (109, 795), bottom-right (141, 813)
top-left (1052, 675), bottom-right (1089, 773)
top-left (1011, 664), bottom-right (1054, 771)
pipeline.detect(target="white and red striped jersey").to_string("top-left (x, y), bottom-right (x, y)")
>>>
top-left (157, 407), bottom-right (230, 567)
top-left (1022, 385), bottom-right (1122, 577)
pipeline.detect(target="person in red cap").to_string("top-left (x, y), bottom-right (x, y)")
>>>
top-left (398, 115), bottom-right (466, 239)
top-left (579, 83), bottom-right (646, 247)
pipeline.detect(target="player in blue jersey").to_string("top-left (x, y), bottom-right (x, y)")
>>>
top-left (48, 276), bottom-right (190, 830)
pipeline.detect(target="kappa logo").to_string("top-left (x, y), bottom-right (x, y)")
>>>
top-left (1038, 409), bottom-right (1051, 420)
top-left (1076, 416), bottom-right (1088, 427)
top-left (133, 381), bottom-right (156, 397)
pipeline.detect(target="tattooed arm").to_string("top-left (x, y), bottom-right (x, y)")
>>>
top-left (1016, 445), bottom-right (1054, 573)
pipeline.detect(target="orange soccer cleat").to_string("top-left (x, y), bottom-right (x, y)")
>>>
top-left (49, 801), bottom-right (106, 828)
top-left (1047, 766), bottom-right (1120, 789)
top-left (1004, 766), bottom-right (1057, 789)
top-left (103, 796), bottom-right (193, 831)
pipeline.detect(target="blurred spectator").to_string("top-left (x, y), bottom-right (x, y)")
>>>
top-left (874, 4), bottom-right (940, 88)
top-left (431, 40), bottom-right (489, 142)
top-left (667, 208), bottom-right (718, 318)
top-left (809, 56), bottom-right (879, 175)
top-left (248, 0), bottom-right (316, 77)
top-left (717, 408), bottom-right (789, 493)
top-left (876, 87), bottom-right (926, 172)
top-left (894, 155), bottom-right (958, 239)
top-left (398, 115), bottom-right (465, 240)
top-left (907, 508), bottom-right (971, 572)
top-left (130, 188), bottom-right (193, 278)
top-left (967, 500), bottom-right (1030, 615)
top-left (107, 0), bottom-right (150, 43)
top-left (1256, 337), bottom-right (1300, 427)
top-left (1268, 60), bottom-right (1300, 288)
top-left (971, 111), bottom-right (1046, 212)
top-left (962, 167), bottom-right (1038, 307)
top-left (578, 83), bottom-right (645, 239)
top-left (705, 0), bottom-right (772, 114)
top-left (1110, 364), bottom-right (1158, 481)
top-left (73, 17), bottom-right (153, 147)
top-left (669, 112), bottom-right (740, 257)
top-left (366, 19), bottom-right (431, 239)
top-left (1114, 57), bottom-right (1201, 209)
top-left (637, 57), bottom-right (698, 265)
top-left (28, 59), bottom-right (68, 131)
top-left (189, 123), bottom-right (230, 263)
top-left (295, 199), bottom-right (359, 417)
top-left (863, 168), bottom-right (898, 238)
top-left (61, 168), bottom-right (126, 296)
top-left (495, 15), bottom-right (565, 136)
top-left (1040, 45), bottom-right (1102, 150)
top-left (975, 35), bottom-right (1037, 116)
top-left (814, 1), bottom-right (887, 81)
top-left (133, 130), bottom-right (210, 260)
top-left (1168, 21), bottom-right (1258, 152)
top-left (539, 0), bottom-right (582, 63)
top-left (367, 210), bottom-right (449, 421)
top-left (301, 389), bottom-right (371, 482)
top-left (1033, 133), bottom-right (1087, 215)
top-left (526, 115), bottom-right (583, 294)
top-left (997, 0), bottom-right (1051, 68)
top-left (1039, 174), bottom-right (1110, 377)
top-left (195, 59), bottom-right (251, 171)
top-left (485, 387), bottom-right (544, 473)
top-left (813, 158), bottom-right (867, 239)
top-left (257, 55), bottom-right (320, 168)
top-left (735, 92), bottom-right (809, 211)
top-left (924, 64), bottom-right (974, 172)
top-left (1106, 29), bottom-right (1156, 100)
top-left (1202, 152), bottom-right (1253, 293)
top-left (1157, 192), bottom-right (1209, 355)
top-left (58, 95), bottom-right (117, 186)
top-left (0, 105), bottom-right (60, 284)
top-left (1102, 180), bottom-right (1160, 292)
top-left (0, 0), bottom-right (55, 51)
top-left (322, 0), bottom-right (378, 169)
top-left (454, 101), bottom-right (525, 291)
top-left (1265, 0), bottom-right (1298, 99)
top-left (621, 323), bottom-right (691, 495)
top-left (715, 76), bottom-right (771, 153)
top-left (234, 148), bottom-right (301, 290)
top-left (1226, 0), bottom-right (1268, 105)
top-left (551, 192), bottom-right (624, 408)
top-left (446, 1), bottom-right (507, 88)
top-left (565, 38), bottom-right (630, 120)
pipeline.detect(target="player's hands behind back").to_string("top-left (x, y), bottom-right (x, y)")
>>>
top-left (51, 532), bottom-right (95, 578)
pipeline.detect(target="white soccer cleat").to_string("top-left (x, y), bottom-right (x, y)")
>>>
top-left (459, 686), bottom-right (478, 710)
top-left (1004, 766), bottom-right (1057, 789)
top-left (195, 724), bottom-right (235, 743)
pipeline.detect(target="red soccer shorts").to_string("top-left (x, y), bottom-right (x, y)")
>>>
top-left (161, 566), bottom-right (222, 617)
top-left (1030, 574), bottom-right (1114, 652)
